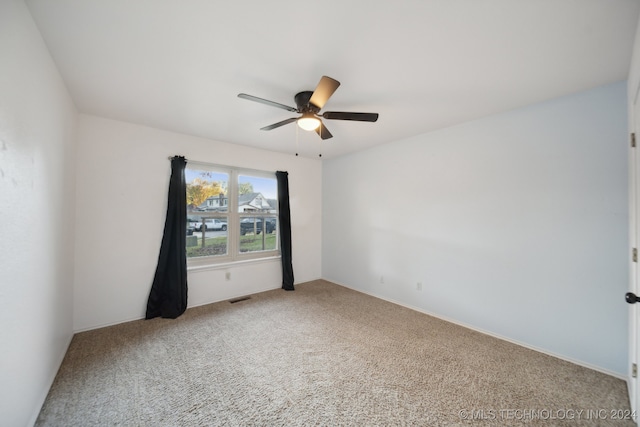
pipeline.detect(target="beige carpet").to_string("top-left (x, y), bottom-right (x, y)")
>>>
top-left (37, 280), bottom-right (634, 426)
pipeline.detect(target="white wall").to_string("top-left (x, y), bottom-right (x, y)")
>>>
top-left (323, 82), bottom-right (628, 376)
top-left (74, 115), bottom-right (322, 331)
top-left (0, 1), bottom-right (77, 425)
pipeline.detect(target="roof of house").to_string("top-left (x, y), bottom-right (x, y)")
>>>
top-left (238, 193), bottom-right (260, 205)
top-left (196, 192), bottom-right (275, 211)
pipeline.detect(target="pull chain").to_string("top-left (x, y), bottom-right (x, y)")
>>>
top-left (318, 121), bottom-right (323, 158)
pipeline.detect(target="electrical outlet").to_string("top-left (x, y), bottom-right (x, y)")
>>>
top-left (416, 282), bottom-right (422, 291)
top-left (225, 272), bottom-right (231, 281)
top-left (380, 275), bottom-right (384, 284)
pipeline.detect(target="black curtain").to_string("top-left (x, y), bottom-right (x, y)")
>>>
top-left (146, 156), bottom-right (188, 319)
top-left (276, 171), bottom-right (294, 291)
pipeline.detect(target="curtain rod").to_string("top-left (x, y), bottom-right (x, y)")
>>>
top-left (167, 156), bottom-right (279, 176)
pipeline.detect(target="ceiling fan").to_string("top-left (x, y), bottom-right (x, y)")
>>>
top-left (237, 76), bottom-right (379, 140)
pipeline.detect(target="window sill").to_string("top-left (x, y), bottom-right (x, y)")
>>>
top-left (187, 255), bottom-right (281, 273)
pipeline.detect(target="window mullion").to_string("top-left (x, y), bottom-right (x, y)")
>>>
top-left (228, 169), bottom-right (239, 260)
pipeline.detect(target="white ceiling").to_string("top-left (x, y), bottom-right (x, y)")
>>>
top-left (26, 0), bottom-right (640, 159)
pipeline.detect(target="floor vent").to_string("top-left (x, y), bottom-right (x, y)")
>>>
top-left (229, 296), bottom-right (251, 304)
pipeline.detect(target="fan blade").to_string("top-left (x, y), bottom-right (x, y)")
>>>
top-left (322, 111), bottom-right (379, 122)
top-left (309, 76), bottom-right (340, 109)
top-left (238, 93), bottom-right (297, 112)
top-left (315, 122), bottom-right (333, 140)
top-left (260, 117), bottom-right (297, 131)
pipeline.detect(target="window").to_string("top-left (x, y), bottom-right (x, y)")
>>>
top-left (185, 163), bottom-right (279, 266)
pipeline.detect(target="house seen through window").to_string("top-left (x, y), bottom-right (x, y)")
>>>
top-left (185, 164), bottom-right (279, 264)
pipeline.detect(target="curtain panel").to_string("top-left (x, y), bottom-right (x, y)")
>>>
top-left (276, 171), bottom-right (294, 291)
top-left (146, 156), bottom-right (188, 319)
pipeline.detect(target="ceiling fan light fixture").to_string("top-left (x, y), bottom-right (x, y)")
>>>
top-left (297, 113), bottom-right (320, 131)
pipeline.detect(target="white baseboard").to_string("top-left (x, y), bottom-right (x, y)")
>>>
top-left (323, 277), bottom-right (626, 381)
top-left (74, 315), bottom-right (146, 333)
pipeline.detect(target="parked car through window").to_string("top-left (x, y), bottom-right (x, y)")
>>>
top-left (188, 218), bottom-right (228, 231)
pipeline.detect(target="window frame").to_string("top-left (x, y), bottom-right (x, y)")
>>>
top-left (185, 162), bottom-right (280, 268)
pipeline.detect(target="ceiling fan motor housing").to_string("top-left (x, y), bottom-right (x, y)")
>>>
top-left (295, 91), bottom-right (320, 113)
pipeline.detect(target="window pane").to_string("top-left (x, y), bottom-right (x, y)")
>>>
top-left (187, 216), bottom-right (228, 258)
top-left (186, 169), bottom-right (228, 213)
top-left (186, 168), bottom-right (229, 258)
top-left (239, 216), bottom-right (278, 253)
top-left (237, 175), bottom-right (277, 213)
top-left (186, 215), bottom-right (228, 258)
